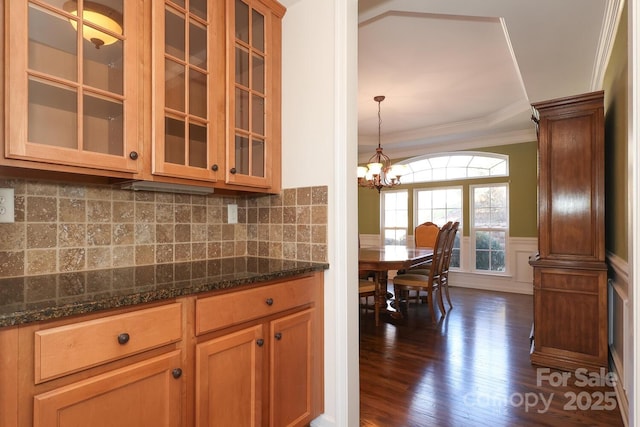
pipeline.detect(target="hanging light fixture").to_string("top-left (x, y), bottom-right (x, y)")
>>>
top-left (64, 1), bottom-right (123, 49)
top-left (357, 95), bottom-right (407, 193)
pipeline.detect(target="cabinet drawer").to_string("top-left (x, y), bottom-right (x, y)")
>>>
top-left (196, 275), bottom-right (316, 335)
top-left (35, 303), bottom-right (182, 383)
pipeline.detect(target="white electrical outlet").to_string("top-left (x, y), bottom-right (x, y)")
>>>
top-left (0, 188), bottom-right (15, 223)
top-left (228, 204), bottom-right (238, 224)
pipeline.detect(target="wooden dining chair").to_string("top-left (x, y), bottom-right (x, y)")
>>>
top-left (392, 222), bottom-right (451, 322)
top-left (397, 221), bottom-right (440, 302)
top-left (439, 221), bottom-right (459, 309)
top-left (414, 221), bottom-right (440, 248)
top-left (358, 278), bottom-right (378, 322)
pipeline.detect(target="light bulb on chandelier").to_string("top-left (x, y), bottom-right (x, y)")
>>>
top-left (357, 95), bottom-right (408, 193)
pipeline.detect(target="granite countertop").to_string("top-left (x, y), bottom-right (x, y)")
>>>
top-left (0, 257), bottom-right (329, 328)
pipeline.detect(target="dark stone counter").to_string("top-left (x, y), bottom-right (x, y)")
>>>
top-left (0, 257), bottom-right (329, 327)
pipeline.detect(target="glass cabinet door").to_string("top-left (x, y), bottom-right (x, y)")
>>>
top-left (6, 0), bottom-right (139, 173)
top-left (152, 0), bottom-right (223, 181)
top-left (227, 0), bottom-right (280, 188)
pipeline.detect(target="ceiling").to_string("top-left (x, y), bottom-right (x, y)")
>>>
top-left (357, 0), bottom-right (620, 162)
top-left (276, 0), bottom-right (621, 162)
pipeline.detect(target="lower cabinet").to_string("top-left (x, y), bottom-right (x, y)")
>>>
top-left (0, 272), bottom-right (324, 427)
top-left (195, 274), bottom-right (323, 427)
top-left (270, 309), bottom-right (315, 427)
top-left (33, 351), bottom-right (183, 427)
top-left (196, 325), bottom-right (265, 426)
top-left (530, 262), bottom-right (608, 371)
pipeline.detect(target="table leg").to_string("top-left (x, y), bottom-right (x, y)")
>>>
top-left (375, 270), bottom-right (399, 326)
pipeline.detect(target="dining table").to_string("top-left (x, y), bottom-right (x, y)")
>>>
top-left (358, 244), bottom-right (433, 325)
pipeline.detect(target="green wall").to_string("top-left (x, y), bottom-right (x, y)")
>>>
top-left (603, 3), bottom-right (628, 261)
top-left (358, 141), bottom-right (538, 237)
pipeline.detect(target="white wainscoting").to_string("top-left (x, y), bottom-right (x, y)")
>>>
top-left (359, 234), bottom-right (536, 295)
top-left (608, 252), bottom-right (630, 427)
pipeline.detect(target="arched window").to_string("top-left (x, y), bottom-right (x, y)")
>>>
top-left (397, 152), bottom-right (508, 184)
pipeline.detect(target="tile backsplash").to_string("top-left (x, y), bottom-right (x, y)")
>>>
top-left (0, 178), bottom-right (328, 278)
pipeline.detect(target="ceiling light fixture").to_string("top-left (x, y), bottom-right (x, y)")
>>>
top-left (64, 1), bottom-right (123, 49)
top-left (357, 95), bottom-right (407, 193)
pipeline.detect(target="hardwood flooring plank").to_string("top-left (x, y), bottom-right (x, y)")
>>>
top-left (359, 287), bottom-right (625, 427)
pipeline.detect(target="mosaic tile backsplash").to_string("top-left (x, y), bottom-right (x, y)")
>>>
top-left (0, 179), bottom-right (328, 278)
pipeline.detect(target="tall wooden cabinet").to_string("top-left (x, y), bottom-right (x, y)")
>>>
top-left (529, 91), bottom-right (608, 371)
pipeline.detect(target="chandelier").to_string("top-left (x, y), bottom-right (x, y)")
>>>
top-left (357, 95), bottom-right (407, 193)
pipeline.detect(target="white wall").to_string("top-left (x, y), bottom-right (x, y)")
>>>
top-left (281, 1), bottom-right (359, 426)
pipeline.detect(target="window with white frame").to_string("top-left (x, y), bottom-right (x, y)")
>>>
top-left (381, 190), bottom-right (408, 245)
top-left (399, 152), bottom-right (508, 184)
top-left (471, 184), bottom-right (509, 273)
top-left (414, 187), bottom-right (462, 268)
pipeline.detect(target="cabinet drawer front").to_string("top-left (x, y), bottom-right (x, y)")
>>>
top-left (196, 276), bottom-right (316, 335)
top-left (35, 303), bottom-right (182, 383)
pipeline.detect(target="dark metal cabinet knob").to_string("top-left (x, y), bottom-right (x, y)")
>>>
top-left (256, 338), bottom-right (265, 347)
top-left (117, 333), bottom-right (130, 345)
top-left (274, 332), bottom-right (282, 340)
top-left (129, 151), bottom-right (139, 160)
top-left (211, 164), bottom-right (219, 171)
top-left (265, 298), bottom-right (274, 306)
top-left (230, 167), bottom-right (237, 174)
top-left (172, 368), bottom-right (182, 379)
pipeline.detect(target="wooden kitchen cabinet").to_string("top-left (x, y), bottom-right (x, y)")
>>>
top-left (195, 273), bottom-right (324, 426)
top-left (33, 350), bottom-right (184, 427)
top-left (529, 91), bottom-right (608, 371)
top-left (3, 0), bottom-right (141, 175)
top-left (224, 0), bottom-right (284, 191)
top-left (1, 301), bottom-right (186, 427)
top-left (0, 272), bottom-right (324, 427)
top-left (196, 324), bottom-right (265, 426)
top-left (150, 0), bottom-right (225, 183)
top-left (2, 0), bottom-right (285, 194)
top-left (269, 309), bottom-right (315, 427)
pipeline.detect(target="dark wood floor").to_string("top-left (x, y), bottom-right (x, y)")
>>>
top-left (359, 287), bottom-right (625, 427)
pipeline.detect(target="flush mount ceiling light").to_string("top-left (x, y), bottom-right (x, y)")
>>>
top-left (63, 1), bottom-right (123, 49)
top-left (357, 95), bottom-right (407, 193)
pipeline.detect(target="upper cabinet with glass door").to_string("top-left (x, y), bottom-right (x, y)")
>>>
top-left (151, 0), bottom-right (225, 182)
top-left (5, 0), bottom-right (140, 173)
top-left (226, 0), bottom-right (284, 191)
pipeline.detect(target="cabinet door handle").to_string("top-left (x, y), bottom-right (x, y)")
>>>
top-left (274, 332), bottom-right (282, 340)
top-left (117, 333), bottom-right (130, 345)
top-left (230, 167), bottom-right (237, 174)
top-left (172, 368), bottom-right (182, 379)
top-left (211, 164), bottom-right (219, 171)
top-left (265, 298), bottom-right (274, 306)
top-left (256, 338), bottom-right (264, 347)
top-left (129, 151), bottom-right (139, 160)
